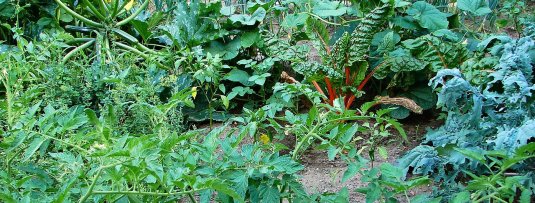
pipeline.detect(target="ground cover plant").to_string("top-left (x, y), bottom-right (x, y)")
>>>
top-left (1, 0), bottom-right (534, 202)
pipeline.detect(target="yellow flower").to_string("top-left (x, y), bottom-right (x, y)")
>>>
top-left (191, 87), bottom-right (197, 99)
top-left (259, 134), bottom-right (270, 144)
top-left (125, 0), bottom-right (135, 10)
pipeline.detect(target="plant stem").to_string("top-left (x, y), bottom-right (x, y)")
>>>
top-left (298, 12), bottom-right (342, 26)
top-left (1, 68), bottom-right (13, 126)
top-left (346, 61), bottom-right (386, 109)
top-left (91, 188), bottom-right (204, 196)
top-left (37, 133), bottom-right (90, 154)
top-left (82, 0), bottom-right (106, 20)
top-left (116, 0), bottom-right (150, 26)
top-left (188, 193), bottom-right (197, 203)
top-left (473, 192), bottom-right (497, 203)
top-left (78, 168), bottom-right (103, 203)
top-left (62, 39), bottom-right (95, 64)
top-left (292, 123), bottom-right (320, 160)
top-left (324, 77), bottom-right (335, 105)
top-left (78, 159), bottom-right (133, 203)
top-left (113, 42), bottom-right (169, 70)
top-left (53, 0), bottom-right (104, 28)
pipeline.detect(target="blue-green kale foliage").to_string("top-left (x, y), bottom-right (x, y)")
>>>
top-left (398, 27), bottom-right (535, 182)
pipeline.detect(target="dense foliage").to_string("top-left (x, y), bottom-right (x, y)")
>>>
top-left (399, 24), bottom-right (535, 201)
top-left (1, 0), bottom-right (534, 202)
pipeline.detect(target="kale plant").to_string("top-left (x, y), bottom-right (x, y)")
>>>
top-left (399, 26), bottom-right (535, 186)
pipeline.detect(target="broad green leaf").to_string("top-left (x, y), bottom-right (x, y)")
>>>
top-left (394, 0), bottom-right (411, 8)
top-left (387, 119), bottom-right (407, 141)
top-left (281, 13), bottom-right (308, 28)
top-left (393, 16), bottom-right (420, 30)
top-left (259, 184), bottom-right (281, 203)
top-left (241, 30), bottom-right (260, 48)
top-left (407, 1), bottom-right (450, 31)
top-left (341, 124), bottom-right (358, 143)
top-left (306, 106), bottom-right (318, 127)
top-left (327, 146), bottom-right (340, 160)
top-left (387, 106), bottom-right (410, 119)
top-left (342, 162), bottom-right (361, 182)
top-left (452, 191), bottom-right (471, 203)
top-left (248, 73), bottom-right (271, 85)
top-left (208, 179), bottom-right (244, 203)
top-left (457, 0), bottom-right (492, 16)
top-left (520, 189), bottom-right (532, 203)
top-left (312, 1), bottom-right (348, 17)
top-left (0, 193), bottom-right (16, 203)
top-left (23, 137), bottom-right (46, 162)
top-left (131, 20), bottom-right (151, 41)
top-left (405, 176), bottom-right (431, 189)
top-left (378, 146), bottom-right (388, 160)
top-left (411, 194), bottom-right (442, 203)
top-left (53, 177), bottom-right (77, 203)
top-left (220, 6), bottom-right (235, 16)
top-left (229, 8), bottom-right (266, 25)
top-left (220, 95), bottom-right (229, 109)
top-left (219, 84), bottom-right (226, 93)
top-left (84, 109), bottom-right (101, 127)
top-left (229, 172), bottom-right (248, 199)
top-left (225, 69), bottom-right (251, 85)
top-left (380, 163), bottom-right (403, 179)
top-left (455, 147), bottom-right (486, 163)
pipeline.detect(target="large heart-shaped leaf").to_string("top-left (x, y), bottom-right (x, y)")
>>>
top-left (312, 1), bottom-right (348, 17)
top-left (457, 0), bottom-right (492, 16)
top-left (407, 1), bottom-right (450, 31)
top-left (229, 8), bottom-right (266, 25)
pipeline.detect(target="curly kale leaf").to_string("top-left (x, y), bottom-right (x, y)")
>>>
top-left (397, 146), bottom-right (442, 176)
top-left (398, 31), bottom-right (535, 183)
top-left (490, 119), bottom-right (535, 155)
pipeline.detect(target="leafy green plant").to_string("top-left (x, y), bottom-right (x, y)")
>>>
top-left (398, 25), bottom-right (535, 199)
top-left (275, 1), bottom-right (396, 110)
top-left (372, 29), bottom-right (469, 118)
top-left (159, 1), bottom-right (282, 123)
top-left (356, 163), bottom-right (438, 203)
top-left (54, 0), bottom-right (166, 68)
top-left (0, 0), bottom-right (58, 43)
top-left (451, 144), bottom-right (535, 203)
top-left (0, 81), bottom-right (309, 203)
top-left (233, 80), bottom-right (408, 194)
top-left (496, 0), bottom-right (529, 33)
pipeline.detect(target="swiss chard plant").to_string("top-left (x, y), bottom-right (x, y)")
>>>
top-left (289, 1), bottom-right (395, 109)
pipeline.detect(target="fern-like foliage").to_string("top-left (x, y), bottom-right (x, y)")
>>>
top-left (398, 30), bottom-right (535, 185)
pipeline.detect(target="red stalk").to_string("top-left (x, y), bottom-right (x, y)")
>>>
top-left (312, 80), bottom-right (326, 96)
top-left (345, 67), bottom-right (351, 85)
top-left (324, 77), bottom-right (335, 105)
top-left (345, 62), bottom-right (385, 109)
